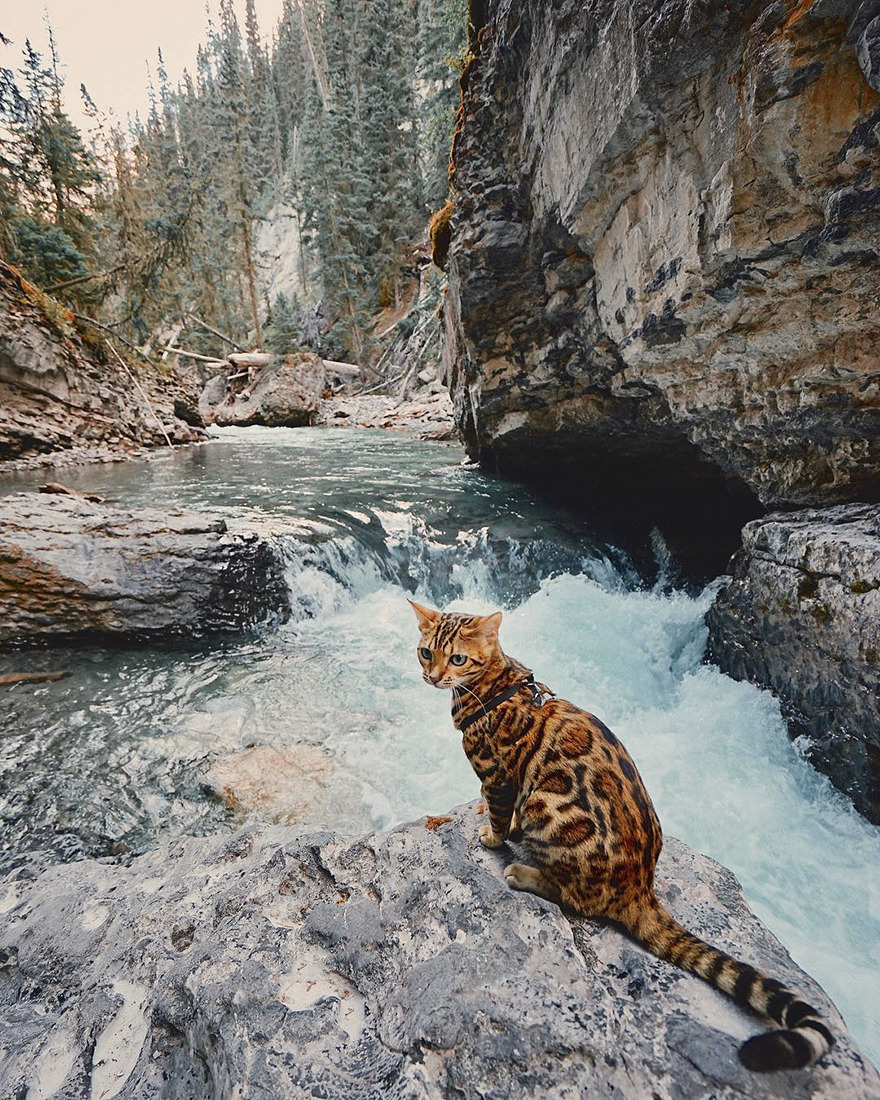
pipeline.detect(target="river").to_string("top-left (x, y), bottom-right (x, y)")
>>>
top-left (1, 426), bottom-right (878, 1064)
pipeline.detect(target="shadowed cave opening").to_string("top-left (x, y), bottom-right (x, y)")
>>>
top-left (476, 435), bottom-right (764, 586)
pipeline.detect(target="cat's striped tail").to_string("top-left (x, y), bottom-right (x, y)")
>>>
top-left (623, 895), bottom-right (835, 1072)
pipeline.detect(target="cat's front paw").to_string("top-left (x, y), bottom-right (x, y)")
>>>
top-left (479, 824), bottom-right (504, 849)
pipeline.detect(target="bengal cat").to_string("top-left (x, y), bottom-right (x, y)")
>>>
top-left (410, 601), bottom-right (834, 1073)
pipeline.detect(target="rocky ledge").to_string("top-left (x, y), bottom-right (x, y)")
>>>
top-left (0, 493), bottom-right (290, 643)
top-left (316, 391), bottom-right (456, 440)
top-left (444, 0), bottom-right (880, 511)
top-left (706, 504), bottom-right (880, 824)
top-left (1, 802), bottom-right (876, 1099)
top-left (0, 262), bottom-right (204, 465)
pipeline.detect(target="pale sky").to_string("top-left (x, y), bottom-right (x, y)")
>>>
top-left (2, 0), bottom-right (286, 129)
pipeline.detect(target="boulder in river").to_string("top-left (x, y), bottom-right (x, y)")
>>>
top-left (207, 353), bottom-right (325, 428)
top-left (706, 505), bottom-right (880, 823)
top-left (0, 493), bottom-right (290, 642)
top-left (0, 802), bottom-right (876, 1098)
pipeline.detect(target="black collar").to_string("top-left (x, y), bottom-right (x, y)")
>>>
top-left (457, 674), bottom-right (550, 733)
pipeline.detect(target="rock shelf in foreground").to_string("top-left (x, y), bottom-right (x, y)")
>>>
top-left (706, 504), bottom-right (880, 823)
top-left (0, 803), bottom-right (876, 1098)
top-left (0, 493), bottom-right (290, 642)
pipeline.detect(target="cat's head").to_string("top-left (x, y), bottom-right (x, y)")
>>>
top-left (408, 600), bottom-right (502, 689)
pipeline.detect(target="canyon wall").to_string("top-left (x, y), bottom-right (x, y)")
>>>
top-left (0, 263), bottom-right (203, 465)
top-left (444, 0), bottom-right (880, 510)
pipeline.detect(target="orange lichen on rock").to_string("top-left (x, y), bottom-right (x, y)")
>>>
top-left (428, 201), bottom-right (454, 269)
top-left (424, 814), bottom-right (453, 830)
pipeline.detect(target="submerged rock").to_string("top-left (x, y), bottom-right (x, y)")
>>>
top-left (0, 493), bottom-right (290, 642)
top-left (706, 504), bottom-right (880, 823)
top-left (444, 1), bottom-right (880, 510)
top-left (0, 803), bottom-right (876, 1098)
top-left (205, 744), bottom-right (334, 824)
top-left (206, 353), bottom-right (325, 427)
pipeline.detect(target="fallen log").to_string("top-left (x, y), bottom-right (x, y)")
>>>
top-left (322, 359), bottom-right (361, 377)
top-left (164, 346), bottom-right (228, 365)
top-left (160, 323), bottom-right (185, 361)
top-left (227, 352), bottom-right (275, 369)
top-left (0, 670), bottom-right (71, 686)
top-left (185, 312), bottom-right (244, 352)
top-left (107, 341), bottom-right (174, 449)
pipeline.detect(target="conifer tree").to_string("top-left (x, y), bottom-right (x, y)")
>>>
top-left (216, 0), bottom-right (264, 347)
top-left (0, 33), bottom-right (99, 290)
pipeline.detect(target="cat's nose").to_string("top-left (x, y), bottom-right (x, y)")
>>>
top-left (429, 674), bottom-right (441, 684)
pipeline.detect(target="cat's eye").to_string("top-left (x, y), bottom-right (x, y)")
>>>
top-left (450, 654), bottom-right (467, 666)
top-left (419, 647), bottom-right (432, 661)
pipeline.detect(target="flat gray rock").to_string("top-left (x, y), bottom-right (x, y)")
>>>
top-left (1, 803), bottom-right (876, 1098)
top-left (0, 493), bottom-right (290, 641)
top-left (706, 504), bottom-right (880, 823)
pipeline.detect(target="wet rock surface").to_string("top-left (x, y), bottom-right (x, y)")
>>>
top-left (0, 262), bottom-right (204, 466)
top-left (207, 353), bottom-right (326, 428)
top-left (706, 504), bottom-right (880, 824)
top-left (445, 0), bottom-right (880, 510)
top-left (0, 802), bottom-right (876, 1099)
top-left (316, 390), bottom-right (456, 439)
top-left (0, 493), bottom-right (290, 643)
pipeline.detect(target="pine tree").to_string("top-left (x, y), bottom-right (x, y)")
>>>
top-left (358, 0), bottom-right (423, 306)
top-left (216, 0), bottom-right (264, 347)
top-left (265, 291), bottom-right (301, 354)
top-left (0, 33), bottom-right (100, 291)
top-left (416, 0), bottom-right (467, 207)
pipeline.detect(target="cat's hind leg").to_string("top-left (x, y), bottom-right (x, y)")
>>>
top-left (503, 863), bottom-right (561, 902)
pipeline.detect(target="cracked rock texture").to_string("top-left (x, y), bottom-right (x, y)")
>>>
top-left (0, 262), bottom-right (204, 464)
top-left (444, 0), bottom-right (880, 509)
top-left (1, 803), bottom-right (878, 1099)
top-left (706, 504), bottom-right (880, 823)
top-left (205, 354), bottom-right (326, 428)
top-left (0, 493), bottom-right (290, 642)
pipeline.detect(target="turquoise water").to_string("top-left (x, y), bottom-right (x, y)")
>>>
top-left (1, 426), bottom-right (878, 1063)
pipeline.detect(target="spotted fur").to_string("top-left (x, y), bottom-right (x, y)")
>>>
top-left (410, 601), bottom-right (834, 1073)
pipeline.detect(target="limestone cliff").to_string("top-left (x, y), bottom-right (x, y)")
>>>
top-left (0, 262), bottom-right (203, 465)
top-left (444, 0), bottom-right (880, 511)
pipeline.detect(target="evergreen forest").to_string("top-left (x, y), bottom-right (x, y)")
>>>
top-left (0, 0), bottom-right (467, 363)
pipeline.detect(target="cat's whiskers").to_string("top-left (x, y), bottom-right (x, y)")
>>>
top-left (454, 680), bottom-right (489, 718)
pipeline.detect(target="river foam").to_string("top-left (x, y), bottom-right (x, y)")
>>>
top-left (1, 426), bottom-right (877, 1063)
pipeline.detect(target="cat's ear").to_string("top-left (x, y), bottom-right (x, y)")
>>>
top-left (408, 599), bottom-right (439, 629)
top-left (473, 611), bottom-right (503, 641)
